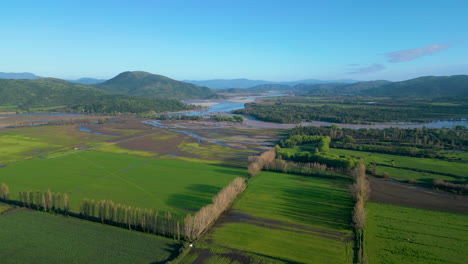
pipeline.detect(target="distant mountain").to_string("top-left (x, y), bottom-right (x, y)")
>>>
top-left (362, 75), bottom-right (468, 97)
top-left (97, 71), bottom-right (214, 100)
top-left (0, 72), bottom-right (42, 79)
top-left (0, 78), bottom-right (107, 106)
top-left (184, 78), bottom-right (358, 89)
top-left (249, 84), bottom-right (292, 92)
top-left (303, 80), bottom-right (391, 95)
top-left (184, 79), bottom-right (269, 89)
top-left (68, 78), bottom-right (107, 85)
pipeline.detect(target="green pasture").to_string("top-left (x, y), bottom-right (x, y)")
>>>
top-left (0, 203), bottom-right (11, 214)
top-left (365, 202), bottom-right (468, 264)
top-left (0, 126), bottom-right (116, 165)
top-left (193, 171), bottom-right (354, 263)
top-left (375, 166), bottom-right (463, 184)
top-left (440, 151), bottom-right (468, 162)
top-left (329, 148), bottom-right (468, 179)
top-left (0, 150), bottom-right (247, 216)
top-left (0, 210), bottom-right (180, 264)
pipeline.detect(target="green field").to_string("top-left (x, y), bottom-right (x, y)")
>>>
top-left (0, 210), bottom-right (180, 263)
top-left (0, 203), bottom-right (11, 214)
top-left (0, 126), bottom-right (118, 165)
top-left (365, 202), bottom-right (468, 264)
top-left (329, 148), bottom-right (468, 180)
top-left (188, 171), bottom-right (354, 263)
top-left (0, 150), bottom-right (247, 216)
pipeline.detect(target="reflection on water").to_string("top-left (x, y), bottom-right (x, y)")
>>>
top-left (179, 94), bottom-right (284, 116)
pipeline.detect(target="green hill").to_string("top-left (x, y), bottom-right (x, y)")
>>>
top-left (96, 71), bottom-right (214, 99)
top-left (0, 78), bottom-right (192, 114)
top-left (362, 75), bottom-right (468, 97)
top-left (0, 78), bottom-right (107, 107)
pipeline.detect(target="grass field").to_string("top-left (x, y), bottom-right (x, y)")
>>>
top-left (364, 202), bottom-right (468, 264)
top-left (0, 210), bottom-right (180, 263)
top-left (0, 150), bottom-right (247, 216)
top-left (0, 125), bottom-right (117, 165)
top-left (0, 203), bottom-right (11, 214)
top-left (329, 148), bottom-right (468, 179)
top-left (188, 171), bottom-right (354, 263)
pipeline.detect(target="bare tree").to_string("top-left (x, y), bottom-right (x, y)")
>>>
top-left (0, 183), bottom-right (9, 200)
top-left (63, 193), bottom-right (69, 215)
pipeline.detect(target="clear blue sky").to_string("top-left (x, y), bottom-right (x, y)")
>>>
top-left (1, 0), bottom-right (467, 81)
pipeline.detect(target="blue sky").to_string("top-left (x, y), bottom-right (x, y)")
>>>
top-left (1, 0), bottom-right (467, 81)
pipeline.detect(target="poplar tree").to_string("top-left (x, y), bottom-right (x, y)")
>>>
top-left (90, 200), bottom-right (95, 218)
top-left (127, 206), bottom-right (132, 230)
top-left (0, 183), bottom-right (9, 200)
top-left (63, 193), bottom-right (69, 215)
top-left (28, 192), bottom-right (34, 208)
top-left (42, 194), bottom-right (47, 211)
top-left (154, 211), bottom-right (159, 235)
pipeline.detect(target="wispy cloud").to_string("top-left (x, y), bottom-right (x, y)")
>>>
top-left (348, 64), bottom-right (386, 74)
top-left (385, 43), bottom-right (451, 63)
top-left (347, 63), bottom-right (360, 66)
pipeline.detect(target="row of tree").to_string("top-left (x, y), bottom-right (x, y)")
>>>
top-left (291, 125), bottom-right (467, 152)
top-left (247, 148), bottom-right (276, 177)
top-left (349, 161), bottom-right (370, 264)
top-left (80, 199), bottom-right (182, 239)
top-left (0, 180), bottom-right (247, 242)
top-left (233, 100), bottom-right (468, 124)
top-left (8, 118), bottom-right (107, 129)
top-left (17, 189), bottom-right (70, 214)
top-left (184, 177), bottom-right (246, 240)
top-left (140, 114), bottom-right (244, 123)
top-left (263, 159), bottom-right (347, 178)
top-left (276, 147), bottom-right (359, 170)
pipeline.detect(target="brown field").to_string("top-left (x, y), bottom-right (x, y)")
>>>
top-left (369, 177), bottom-right (468, 214)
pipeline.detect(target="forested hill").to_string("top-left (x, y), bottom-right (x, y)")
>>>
top-left (0, 78), bottom-right (107, 106)
top-left (96, 71), bottom-right (215, 100)
top-left (361, 75), bottom-right (468, 98)
top-left (0, 78), bottom-right (193, 114)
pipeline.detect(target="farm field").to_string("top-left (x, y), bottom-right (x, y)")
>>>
top-left (0, 150), bottom-right (247, 216)
top-left (185, 171), bottom-right (354, 263)
top-left (0, 125), bottom-right (122, 165)
top-left (364, 202), bottom-right (468, 264)
top-left (0, 209), bottom-right (180, 264)
top-left (0, 203), bottom-right (11, 214)
top-left (329, 148), bottom-right (468, 180)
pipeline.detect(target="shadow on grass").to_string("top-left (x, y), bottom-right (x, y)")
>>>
top-left (166, 184), bottom-right (221, 212)
top-left (151, 242), bottom-right (183, 264)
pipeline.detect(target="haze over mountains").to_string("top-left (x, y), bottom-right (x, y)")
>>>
top-left (184, 78), bottom-right (358, 89)
top-left (0, 71), bottom-right (467, 105)
top-left (0, 72), bottom-right (106, 85)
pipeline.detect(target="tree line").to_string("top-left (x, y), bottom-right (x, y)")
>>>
top-left (349, 161), bottom-right (370, 264)
top-left (0, 179), bottom-right (246, 242)
top-left (232, 99), bottom-right (468, 124)
top-left (290, 125), bottom-right (467, 160)
top-left (140, 113), bottom-right (244, 123)
top-left (80, 198), bottom-right (182, 240)
top-left (184, 177), bottom-right (245, 240)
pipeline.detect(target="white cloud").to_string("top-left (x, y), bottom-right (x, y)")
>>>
top-left (385, 43), bottom-right (451, 63)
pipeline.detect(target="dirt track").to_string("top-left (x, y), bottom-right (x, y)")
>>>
top-left (369, 177), bottom-right (468, 214)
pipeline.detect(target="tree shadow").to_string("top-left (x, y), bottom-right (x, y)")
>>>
top-left (150, 242), bottom-right (182, 264)
top-left (166, 184), bottom-right (221, 212)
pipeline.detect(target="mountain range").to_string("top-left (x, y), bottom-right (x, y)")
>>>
top-left (0, 71), bottom-right (467, 109)
top-left (0, 72), bottom-right (106, 85)
top-left (184, 78), bottom-right (358, 89)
